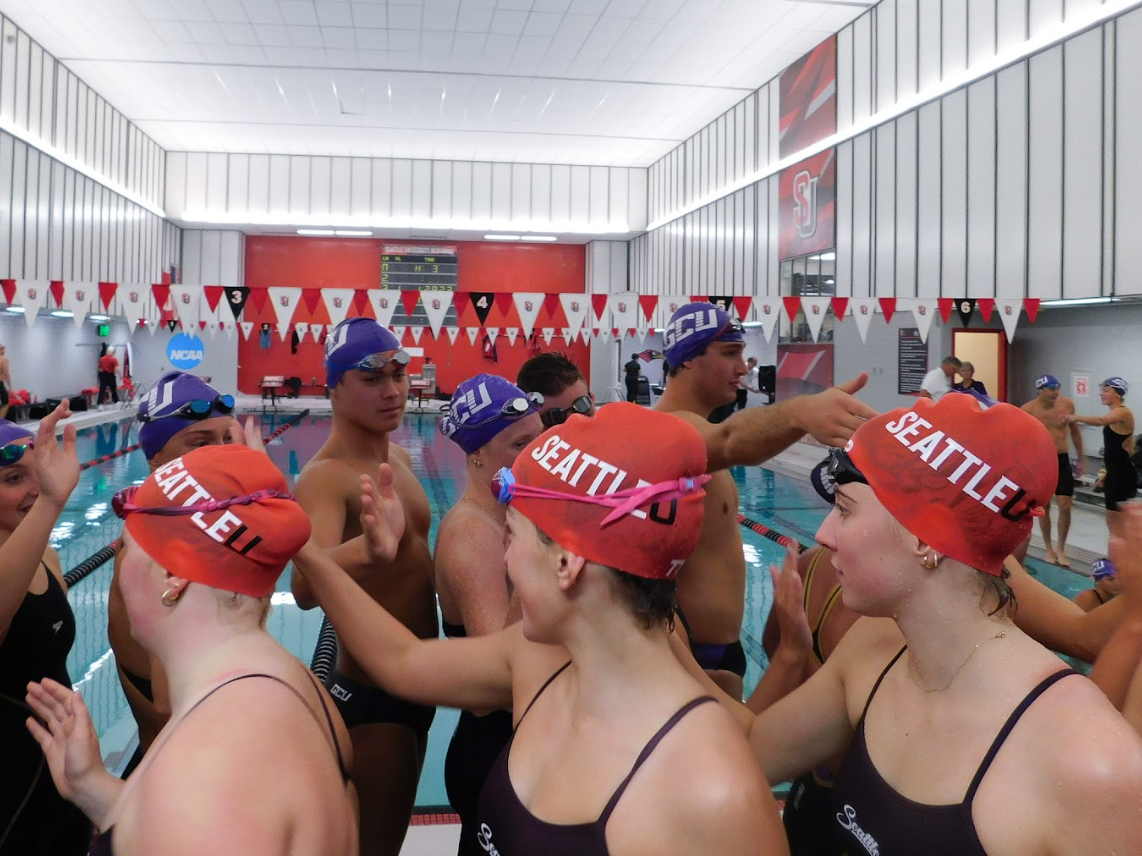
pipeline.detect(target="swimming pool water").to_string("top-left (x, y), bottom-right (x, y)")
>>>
top-left (56, 411), bottom-right (1088, 807)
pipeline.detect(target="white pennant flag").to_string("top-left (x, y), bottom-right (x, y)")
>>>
top-left (16, 280), bottom-right (51, 326)
top-left (309, 323), bottom-right (324, 343)
top-left (63, 281), bottom-right (96, 327)
top-left (201, 313), bottom-right (218, 338)
top-left (409, 326), bottom-right (424, 344)
top-left (801, 297), bottom-right (831, 342)
top-left (849, 299), bottom-right (878, 343)
top-left (996, 300), bottom-right (1023, 342)
top-left (466, 327), bottom-right (480, 346)
top-left (901, 299), bottom-right (938, 343)
top-left (222, 319), bottom-right (236, 339)
top-left (561, 327), bottom-right (575, 344)
top-left (485, 327), bottom-right (499, 346)
top-left (390, 325), bottom-right (406, 345)
top-left (513, 293), bottom-right (544, 338)
top-left (294, 322), bottom-right (309, 342)
top-left (144, 314), bottom-right (160, 335)
top-left (446, 327), bottom-right (460, 345)
top-left (421, 291), bottom-right (453, 337)
top-left (541, 328), bottom-right (555, 346)
top-left (169, 285), bottom-right (203, 329)
top-left (752, 297), bottom-right (780, 343)
top-left (240, 321), bottom-right (255, 340)
top-left (369, 289), bottom-right (402, 328)
top-left (505, 328), bottom-right (519, 346)
top-left (599, 328), bottom-right (612, 344)
top-left (322, 288), bottom-right (356, 328)
top-left (117, 284), bottom-right (151, 324)
top-left (267, 287), bottom-right (302, 339)
top-left (608, 293), bottom-right (640, 336)
top-left (559, 294), bottom-right (590, 336)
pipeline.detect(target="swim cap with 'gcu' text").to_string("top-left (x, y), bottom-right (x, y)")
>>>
top-left (844, 394), bottom-right (1056, 576)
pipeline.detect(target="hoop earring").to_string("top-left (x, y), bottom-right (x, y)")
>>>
top-left (161, 586), bottom-right (183, 608)
top-left (473, 459), bottom-right (484, 469)
top-left (922, 552), bottom-right (941, 570)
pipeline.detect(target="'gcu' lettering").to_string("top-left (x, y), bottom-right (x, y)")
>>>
top-left (662, 309), bottom-right (719, 351)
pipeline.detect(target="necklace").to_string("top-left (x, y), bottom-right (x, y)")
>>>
top-left (908, 630), bottom-right (1007, 693)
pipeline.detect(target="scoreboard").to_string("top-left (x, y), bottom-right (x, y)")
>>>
top-left (381, 245), bottom-right (458, 290)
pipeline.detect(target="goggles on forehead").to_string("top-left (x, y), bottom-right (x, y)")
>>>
top-left (138, 394), bottom-right (236, 424)
top-left (718, 318), bottom-right (745, 338)
top-left (443, 392), bottom-right (544, 433)
top-left (826, 448), bottom-right (869, 489)
top-left (330, 350), bottom-right (411, 375)
top-left (491, 466), bottom-right (711, 528)
top-left (539, 394), bottom-right (593, 429)
top-left (112, 484), bottom-right (294, 520)
top-left (0, 441), bottom-right (32, 466)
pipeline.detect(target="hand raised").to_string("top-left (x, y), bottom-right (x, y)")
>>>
top-left (32, 401), bottom-right (79, 507)
top-left (360, 464), bottom-right (406, 564)
top-left (770, 545), bottom-right (813, 658)
top-left (25, 679), bottom-right (104, 802)
top-left (795, 373), bottom-right (879, 447)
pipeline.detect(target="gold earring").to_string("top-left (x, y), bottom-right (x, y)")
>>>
top-left (161, 586), bottom-right (182, 607)
top-left (473, 459), bottom-right (484, 469)
top-left (922, 553), bottom-right (940, 570)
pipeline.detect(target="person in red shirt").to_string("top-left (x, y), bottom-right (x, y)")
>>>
top-left (97, 346), bottom-right (120, 405)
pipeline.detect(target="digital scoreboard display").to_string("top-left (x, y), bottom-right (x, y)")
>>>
top-left (381, 245), bottom-right (458, 290)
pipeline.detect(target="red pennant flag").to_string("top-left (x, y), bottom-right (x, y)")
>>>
top-left (639, 295), bottom-right (659, 324)
top-left (542, 293), bottom-right (561, 320)
top-left (302, 288), bottom-right (323, 315)
top-left (50, 281), bottom-right (65, 309)
top-left (783, 296), bottom-right (801, 322)
top-left (494, 293), bottom-right (514, 318)
top-left (732, 296), bottom-right (753, 321)
top-left (453, 291), bottom-right (472, 320)
top-left (591, 294), bottom-right (609, 323)
top-left (98, 282), bottom-right (118, 311)
top-left (878, 298), bottom-right (897, 324)
top-left (0, 280), bottom-right (14, 305)
top-left (1023, 298), bottom-right (1040, 324)
top-left (152, 283), bottom-right (173, 313)
top-left (399, 290), bottom-right (420, 318)
top-left (688, 295), bottom-right (707, 303)
top-left (352, 290), bottom-right (370, 316)
top-left (830, 297), bottom-right (849, 320)
top-left (199, 320), bottom-right (207, 331)
top-left (977, 298), bottom-right (995, 322)
top-left (937, 298), bottom-right (955, 323)
top-left (202, 285), bottom-right (223, 312)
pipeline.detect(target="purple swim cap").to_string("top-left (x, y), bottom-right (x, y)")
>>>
top-left (439, 374), bottom-right (542, 455)
top-left (0, 420), bottom-right (33, 455)
top-left (661, 303), bottom-right (744, 367)
top-left (324, 318), bottom-right (403, 388)
top-left (137, 372), bottom-right (232, 459)
top-left (1092, 558), bottom-right (1116, 581)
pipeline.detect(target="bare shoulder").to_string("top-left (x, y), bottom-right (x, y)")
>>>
top-left (1059, 396), bottom-right (1077, 413)
top-left (388, 443), bottom-right (412, 466)
top-left (296, 456), bottom-right (361, 494)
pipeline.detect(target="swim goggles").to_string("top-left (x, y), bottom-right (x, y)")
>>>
top-left (112, 485), bottom-right (293, 519)
top-left (826, 448), bottom-right (869, 489)
top-left (137, 395), bottom-right (236, 423)
top-left (491, 466), bottom-right (710, 527)
top-left (328, 351), bottom-right (411, 375)
top-left (539, 395), bottom-right (593, 429)
top-left (0, 441), bottom-right (32, 466)
top-left (441, 392), bottom-right (544, 434)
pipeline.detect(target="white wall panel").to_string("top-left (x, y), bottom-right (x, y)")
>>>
top-left (330, 157), bottom-right (351, 218)
top-left (837, 25), bottom-right (855, 132)
top-left (589, 166), bottom-right (609, 224)
top-left (966, 78), bottom-right (998, 297)
top-left (289, 156), bottom-right (312, 213)
top-left (897, 0), bottom-right (919, 100)
top-left (1029, 0), bottom-right (1064, 40)
top-left (268, 154), bottom-right (290, 214)
top-left (10, 139), bottom-right (26, 277)
top-left (310, 156), bottom-right (332, 218)
top-left (548, 164), bottom-right (568, 224)
top-left (916, 102), bottom-right (942, 299)
top-left (918, 0), bottom-right (943, 92)
top-left (227, 153), bottom-right (250, 214)
top-left (765, 84), bottom-right (778, 170)
top-left (941, 89), bottom-right (968, 296)
top-left (452, 160), bottom-right (474, 220)
top-left (743, 93), bottom-right (757, 176)
top-left (851, 133), bottom-right (872, 298)
top-left (967, 0), bottom-right (997, 67)
top-left (895, 113), bottom-right (918, 298)
top-left (391, 158), bottom-right (413, 218)
top-left (943, 0), bottom-right (969, 79)
top-left (627, 167), bottom-right (648, 231)
top-left (1027, 48), bottom-right (1064, 299)
top-left (410, 159), bottom-right (431, 218)
top-left (473, 161), bottom-right (493, 222)
top-left (1062, 28), bottom-right (1103, 299)
top-left (874, 125), bottom-right (896, 296)
top-left (349, 157), bottom-right (372, 218)
top-left (742, 184), bottom-right (756, 295)
top-left (1115, 11), bottom-right (1142, 294)
top-left (853, 12), bottom-right (873, 126)
top-left (835, 140), bottom-right (853, 297)
top-left (876, 0), bottom-right (897, 113)
top-left (766, 179), bottom-right (779, 296)
top-left (609, 168), bottom-right (628, 229)
top-left (570, 165), bottom-right (591, 224)
top-left (511, 163), bottom-right (531, 220)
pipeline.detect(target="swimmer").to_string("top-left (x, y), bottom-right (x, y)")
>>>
top-left (1069, 377), bottom-right (1135, 539)
top-left (1074, 558), bottom-right (1120, 612)
top-left (516, 352), bottom-right (597, 427)
top-left (291, 318), bottom-right (436, 856)
top-left (436, 375), bottom-right (543, 855)
top-left (108, 371), bottom-right (237, 773)
top-left (291, 403), bottom-right (789, 856)
top-left (27, 441), bottom-right (356, 856)
top-left (1021, 374), bottom-right (1083, 567)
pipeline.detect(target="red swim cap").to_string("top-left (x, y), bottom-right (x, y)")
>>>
top-left (845, 394), bottom-right (1056, 575)
top-left (124, 445), bottom-right (312, 597)
top-left (510, 403), bottom-right (708, 580)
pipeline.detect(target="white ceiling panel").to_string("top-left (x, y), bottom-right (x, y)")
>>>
top-left (1, 0), bottom-right (873, 166)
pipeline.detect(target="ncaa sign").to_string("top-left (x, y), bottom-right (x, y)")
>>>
top-left (167, 332), bottom-right (205, 370)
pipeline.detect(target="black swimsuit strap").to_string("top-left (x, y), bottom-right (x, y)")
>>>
top-left (300, 670), bottom-right (351, 783)
top-left (857, 646), bottom-right (908, 724)
top-left (598, 696), bottom-right (716, 824)
top-left (963, 668), bottom-right (1077, 802)
top-left (515, 661), bottom-right (573, 731)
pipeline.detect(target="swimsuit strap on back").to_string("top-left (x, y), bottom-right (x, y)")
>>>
top-left (300, 669), bottom-right (352, 783)
top-left (857, 646), bottom-right (908, 724)
top-left (515, 661), bottom-right (573, 730)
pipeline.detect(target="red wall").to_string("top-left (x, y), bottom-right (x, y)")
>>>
top-left (238, 237), bottom-right (589, 395)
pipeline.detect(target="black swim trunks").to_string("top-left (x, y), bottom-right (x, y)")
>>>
top-left (1055, 453), bottom-right (1074, 498)
top-left (690, 639), bottom-right (747, 678)
top-left (0, 383), bottom-right (7, 407)
top-left (324, 668), bottom-right (435, 745)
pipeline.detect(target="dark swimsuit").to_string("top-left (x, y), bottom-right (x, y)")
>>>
top-left (475, 661), bottom-right (715, 855)
top-left (830, 648), bottom-right (1077, 855)
top-left (1, 564), bottom-right (92, 856)
top-left (675, 606), bottom-right (747, 678)
top-left (88, 671), bottom-right (350, 856)
top-left (442, 619), bottom-right (515, 856)
top-left (1102, 425), bottom-right (1137, 510)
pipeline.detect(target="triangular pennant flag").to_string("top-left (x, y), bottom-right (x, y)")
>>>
top-left (639, 295), bottom-right (659, 325)
top-left (17, 280), bottom-right (51, 326)
top-left (309, 323), bottom-right (325, 342)
top-left (200, 286), bottom-right (223, 314)
top-left (98, 281), bottom-right (118, 312)
top-left (542, 293), bottom-right (561, 321)
top-left (49, 281), bottom-right (65, 309)
top-left (422, 291), bottom-right (453, 337)
top-left (223, 286), bottom-right (250, 321)
top-left (849, 299), bottom-right (878, 343)
top-left (470, 292), bottom-right (494, 326)
top-left (1024, 298), bottom-right (1041, 324)
top-left (466, 327), bottom-right (480, 346)
top-left (977, 298), bottom-right (995, 323)
top-left (905, 299), bottom-right (937, 343)
top-left (63, 282), bottom-right (96, 327)
top-left (484, 327), bottom-right (499, 346)
top-left (152, 283), bottom-right (173, 317)
top-left (541, 328), bottom-right (555, 346)
top-left (708, 295), bottom-right (733, 312)
top-left (560, 294), bottom-right (589, 334)
top-left (240, 321), bottom-right (254, 340)
top-left (591, 294), bottom-right (610, 328)
top-left (937, 298), bottom-right (955, 324)
top-left (783, 296), bottom-right (802, 324)
top-left (513, 293), bottom-right (544, 338)
top-left (145, 315), bottom-right (160, 335)
top-left (352, 290), bottom-right (370, 317)
top-left (493, 292), bottom-right (514, 320)
top-left (505, 328), bottom-right (519, 346)
top-left (878, 298), bottom-right (897, 324)
top-left (166, 319), bottom-right (179, 333)
top-left (301, 288), bottom-right (323, 315)
top-left (399, 290), bottom-right (420, 319)
top-left (689, 295), bottom-right (708, 304)
top-left (202, 317), bottom-right (217, 338)
top-left (294, 322), bottom-right (309, 341)
top-left (831, 297), bottom-right (849, 321)
top-left (996, 300), bottom-right (1022, 342)
top-left (453, 291), bottom-right (472, 320)
top-left (369, 289), bottom-right (402, 327)
top-left (599, 328), bottom-right (612, 344)
top-left (0, 279), bottom-right (15, 305)
top-left (956, 298), bottom-right (975, 328)
top-left (732, 296), bottom-right (753, 322)
top-left (561, 327), bottom-right (575, 344)
top-left (608, 293), bottom-right (639, 336)
top-left (390, 325), bottom-right (407, 345)
top-left (446, 326), bottom-right (460, 345)
top-left (322, 288), bottom-right (355, 329)
top-left (169, 285), bottom-right (203, 327)
top-left (267, 286), bottom-right (303, 339)
top-left (656, 294), bottom-right (689, 329)
top-left (222, 321), bottom-right (236, 339)
top-left (409, 326), bottom-right (424, 344)
top-left (801, 297), bottom-right (831, 342)
top-left (752, 297), bottom-right (780, 342)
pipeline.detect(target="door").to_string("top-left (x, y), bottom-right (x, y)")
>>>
top-left (952, 330), bottom-right (1007, 401)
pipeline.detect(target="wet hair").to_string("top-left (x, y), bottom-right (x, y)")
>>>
top-left (981, 568), bottom-right (1017, 618)
top-left (667, 362), bottom-right (684, 378)
top-left (516, 352), bottom-right (586, 397)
